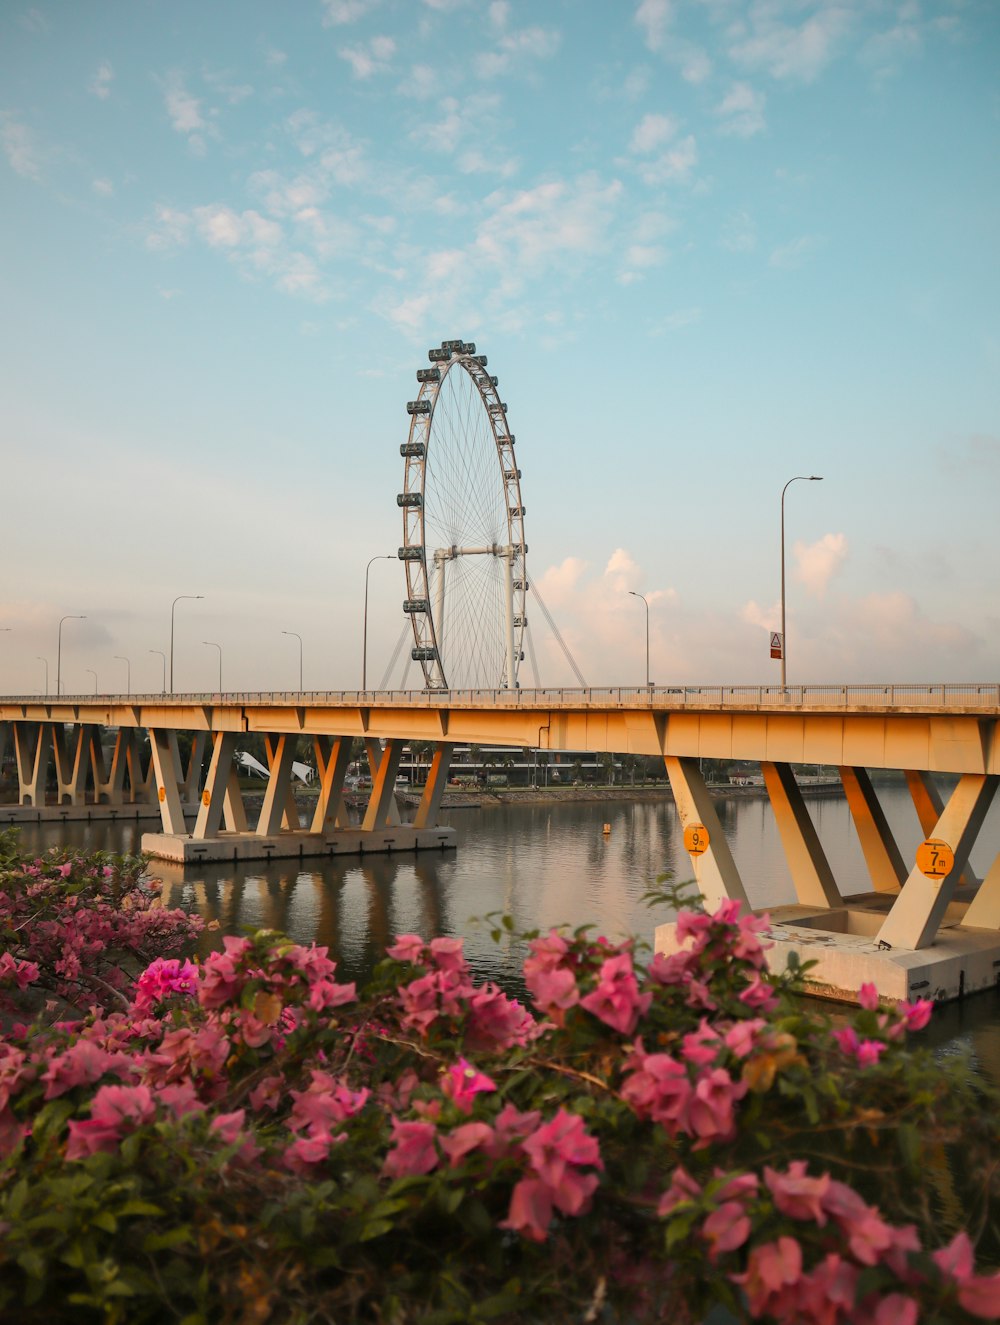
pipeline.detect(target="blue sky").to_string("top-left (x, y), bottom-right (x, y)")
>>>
top-left (1, 0), bottom-right (998, 695)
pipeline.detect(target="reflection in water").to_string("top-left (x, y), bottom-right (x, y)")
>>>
top-left (10, 784), bottom-right (1000, 1061)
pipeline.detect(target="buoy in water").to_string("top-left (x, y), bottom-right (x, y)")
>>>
top-left (602, 823), bottom-right (611, 835)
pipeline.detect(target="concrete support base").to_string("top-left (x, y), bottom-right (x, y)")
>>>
top-left (655, 890), bottom-right (1000, 1005)
top-left (141, 825), bottom-right (458, 864)
top-left (0, 802), bottom-right (188, 825)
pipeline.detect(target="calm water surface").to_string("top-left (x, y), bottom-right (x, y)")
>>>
top-left (13, 783), bottom-right (1000, 1084)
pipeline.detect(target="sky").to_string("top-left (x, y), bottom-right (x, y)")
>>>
top-left (1, 0), bottom-right (998, 696)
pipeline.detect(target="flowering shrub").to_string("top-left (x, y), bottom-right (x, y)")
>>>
top-left (0, 840), bottom-right (998, 1323)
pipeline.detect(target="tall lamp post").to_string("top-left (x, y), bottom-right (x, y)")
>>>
top-left (149, 649), bottom-right (166, 695)
top-left (170, 595), bottom-right (203, 694)
top-left (628, 590), bottom-right (650, 689)
top-left (363, 554), bottom-right (394, 691)
top-left (37, 657), bottom-right (49, 694)
top-left (56, 615), bottom-right (86, 696)
top-left (282, 630), bottom-right (303, 691)
top-left (779, 475), bottom-right (823, 688)
top-left (86, 668), bottom-right (98, 695)
top-left (114, 655), bottom-right (131, 695)
top-left (202, 641), bottom-right (222, 692)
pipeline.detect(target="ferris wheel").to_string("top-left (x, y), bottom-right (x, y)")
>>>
top-left (397, 339), bottom-right (527, 691)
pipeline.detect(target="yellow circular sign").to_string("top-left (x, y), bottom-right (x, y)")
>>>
top-left (683, 823), bottom-right (710, 856)
top-left (157, 786), bottom-right (166, 803)
top-left (202, 790), bottom-right (211, 806)
top-left (916, 838), bottom-right (954, 881)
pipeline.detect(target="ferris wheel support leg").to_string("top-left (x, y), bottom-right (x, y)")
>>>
top-left (311, 735), bottom-right (353, 832)
top-left (504, 551), bottom-right (516, 690)
top-left (412, 744), bottom-right (454, 829)
top-left (363, 738), bottom-right (403, 831)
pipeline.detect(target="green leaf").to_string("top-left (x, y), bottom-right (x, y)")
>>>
top-left (142, 1227), bottom-right (194, 1253)
top-left (358, 1218), bottom-right (393, 1241)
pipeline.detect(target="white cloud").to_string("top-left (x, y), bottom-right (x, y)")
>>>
top-left (339, 36), bottom-right (396, 78)
top-left (162, 74), bottom-right (209, 154)
top-left (635, 0), bottom-right (674, 53)
top-left (636, 134), bottom-right (697, 186)
top-left (399, 64), bottom-right (437, 99)
top-left (92, 177), bottom-right (114, 196)
top-left (793, 533), bottom-right (847, 597)
top-left (475, 24), bottom-right (560, 78)
top-left (728, 6), bottom-right (852, 83)
top-left (630, 112), bottom-right (678, 154)
top-left (90, 60), bottom-right (114, 100)
top-left (1, 115), bottom-right (41, 179)
top-left (721, 209), bottom-right (756, 252)
top-left (321, 0), bottom-right (380, 24)
top-left (145, 205), bottom-right (191, 250)
top-left (475, 174), bottom-right (623, 273)
top-left (716, 82), bottom-right (765, 137)
top-left (769, 234), bottom-right (822, 269)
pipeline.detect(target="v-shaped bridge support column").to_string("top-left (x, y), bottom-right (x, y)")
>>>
top-left (839, 766), bottom-right (906, 894)
top-left (311, 736), bottom-right (352, 833)
top-left (14, 723), bottom-right (51, 807)
top-left (258, 735), bottom-right (299, 835)
top-left (877, 774), bottom-right (999, 951)
top-left (762, 761), bottom-right (843, 909)
top-left (363, 738), bottom-right (402, 832)
top-left (411, 744), bottom-right (453, 829)
top-left (906, 770), bottom-right (980, 888)
top-left (148, 729), bottom-right (188, 835)
top-left (664, 755), bottom-right (749, 910)
top-left (194, 732), bottom-right (240, 838)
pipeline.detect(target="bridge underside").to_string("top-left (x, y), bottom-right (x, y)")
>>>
top-left (2, 697), bottom-right (1000, 1002)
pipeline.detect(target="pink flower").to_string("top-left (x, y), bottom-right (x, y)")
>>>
top-left (621, 1049), bottom-right (692, 1133)
top-left (441, 1059), bottom-right (496, 1114)
top-left (466, 985), bottom-right (539, 1051)
top-left (856, 1039), bottom-right (887, 1067)
top-left (681, 1020), bottom-right (721, 1066)
top-left (579, 952), bottom-right (652, 1035)
top-left (440, 1122), bottom-right (494, 1166)
top-left (382, 1118), bottom-right (439, 1179)
top-left (386, 934), bottom-right (426, 963)
top-left (0, 952), bottom-right (39, 990)
top-left (501, 1177), bottom-right (554, 1242)
top-left (738, 973), bottom-right (778, 1012)
top-left (723, 1018), bottom-right (766, 1059)
top-left (657, 1166), bottom-right (701, 1217)
top-left (858, 982), bottom-right (880, 1010)
top-left (428, 936), bottom-right (466, 973)
top-left (526, 966), bottom-right (579, 1016)
top-left (646, 950), bottom-right (693, 985)
top-left (901, 998), bottom-right (933, 1032)
top-left (703, 1202), bottom-right (751, 1258)
top-left (210, 1109), bottom-right (261, 1163)
top-left (764, 1162), bottom-right (830, 1225)
top-left (42, 1040), bottom-right (129, 1099)
top-left (733, 1236), bottom-right (803, 1317)
top-left (521, 1109), bottom-right (602, 1217)
top-left (687, 1068), bottom-right (746, 1145)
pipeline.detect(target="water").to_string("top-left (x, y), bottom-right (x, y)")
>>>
top-left (10, 783), bottom-right (1000, 1083)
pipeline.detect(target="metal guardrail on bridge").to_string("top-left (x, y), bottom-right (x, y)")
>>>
top-left (3, 683), bottom-right (1000, 711)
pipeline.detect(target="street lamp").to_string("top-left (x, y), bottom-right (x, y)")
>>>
top-left (114, 655), bottom-right (131, 695)
top-left (780, 475), bottom-right (823, 688)
top-left (86, 668), bottom-right (98, 695)
top-left (628, 590), bottom-right (650, 689)
top-left (169, 595), bottom-right (203, 694)
top-left (149, 649), bottom-right (166, 695)
top-left (282, 630), bottom-right (303, 690)
top-left (56, 615), bottom-right (86, 696)
top-left (37, 657), bottom-right (49, 694)
top-left (202, 641), bottom-right (222, 691)
top-left (363, 554), bottom-right (395, 691)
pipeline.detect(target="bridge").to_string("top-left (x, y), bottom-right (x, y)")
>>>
top-left (2, 682), bottom-right (1000, 1004)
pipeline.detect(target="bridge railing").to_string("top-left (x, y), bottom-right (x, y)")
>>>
top-left (3, 683), bottom-right (999, 711)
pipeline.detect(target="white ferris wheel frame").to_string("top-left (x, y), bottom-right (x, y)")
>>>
top-left (397, 341), bottom-right (527, 691)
